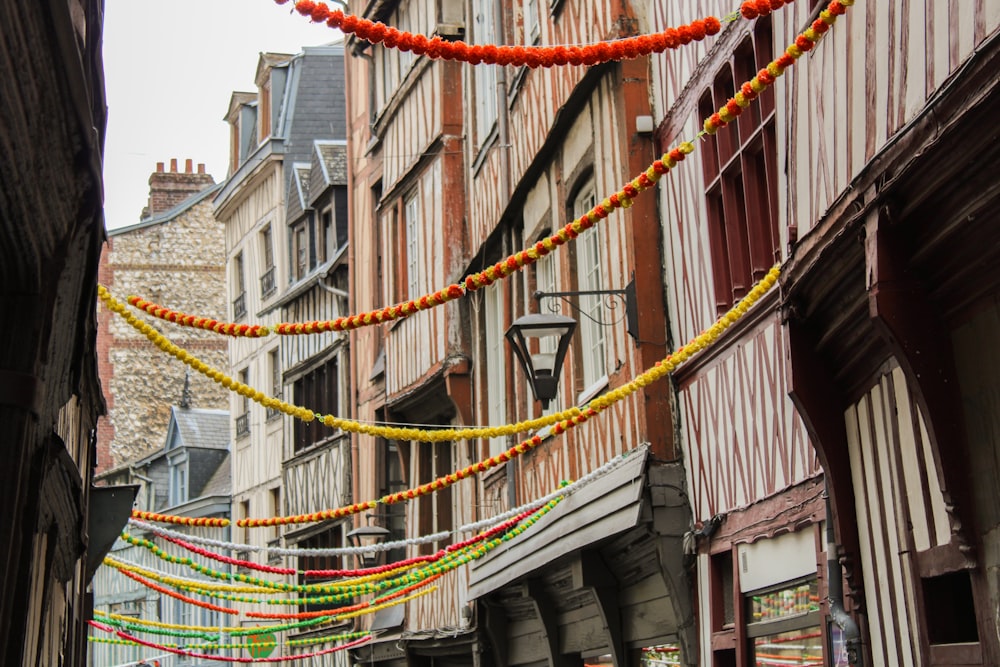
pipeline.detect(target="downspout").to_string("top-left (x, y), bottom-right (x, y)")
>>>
top-left (825, 486), bottom-right (862, 665)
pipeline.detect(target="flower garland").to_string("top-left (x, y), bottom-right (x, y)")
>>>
top-left (113, 497), bottom-right (559, 600)
top-left (124, 446), bottom-right (638, 564)
top-left (117, 567), bottom-right (239, 615)
top-left (88, 629), bottom-right (369, 650)
top-left (88, 620), bottom-right (371, 664)
top-left (102, 0), bottom-right (847, 531)
top-left (281, 0), bottom-right (726, 68)
top-left (104, 0), bottom-right (839, 359)
top-left (242, 268), bottom-right (779, 528)
top-left (106, 263), bottom-right (778, 530)
top-left (128, 296), bottom-right (271, 337)
top-left (146, 499), bottom-right (543, 578)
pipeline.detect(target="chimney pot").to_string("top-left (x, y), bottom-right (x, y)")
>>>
top-left (156, 162), bottom-right (165, 173)
top-left (197, 163), bottom-right (206, 174)
top-left (185, 159), bottom-right (193, 173)
top-left (170, 158), bottom-right (178, 172)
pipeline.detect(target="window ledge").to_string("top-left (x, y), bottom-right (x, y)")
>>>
top-left (576, 375), bottom-right (609, 406)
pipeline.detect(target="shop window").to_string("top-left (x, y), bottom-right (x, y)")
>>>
top-left (746, 578), bottom-right (822, 666)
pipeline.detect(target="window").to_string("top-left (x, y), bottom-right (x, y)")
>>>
top-left (259, 79), bottom-right (271, 142)
top-left (232, 251), bottom-right (247, 319)
top-left (524, 0), bottom-right (540, 45)
top-left (297, 524), bottom-right (346, 614)
top-left (169, 454), bottom-right (188, 506)
top-left (269, 487), bottom-right (282, 542)
top-left (377, 437), bottom-right (407, 564)
top-left (534, 248), bottom-right (561, 414)
top-left (404, 191), bottom-right (421, 300)
top-left (699, 18), bottom-right (779, 314)
top-left (415, 438), bottom-right (453, 555)
top-left (239, 500), bottom-right (251, 549)
top-left (319, 208), bottom-right (334, 263)
top-left (747, 579), bottom-right (822, 665)
top-left (485, 284), bottom-right (507, 455)
top-left (260, 225), bottom-right (276, 298)
top-left (474, 5), bottom-right (498, 143)
top-left (292, 358), bottom-right (339, 453)
top-left (236, 367), bottom-right (250, 438)
top-left (574, 181), bottom-right (608, 394)
top-left (291, 221), bottom-right (309, 282)
top-left (267, 349), bottom-right (281, 421)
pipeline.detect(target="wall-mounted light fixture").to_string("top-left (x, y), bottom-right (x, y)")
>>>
top-left (504, 313), bottom-right (577, 408)
top-left (533, 278), bottom-right (638, 344)
top-left (346, 523), bottom-right (390, 569)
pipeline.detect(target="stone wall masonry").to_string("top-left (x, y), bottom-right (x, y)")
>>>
top-left (97, 193), bottom-right (231, 470)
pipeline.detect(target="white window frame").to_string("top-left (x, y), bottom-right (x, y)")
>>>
top-left (574, 182), bottom-right (608, 398)
top-left (485, 285), bottom-right (507, 455)
top-left (524, 0), bottom-right (540, 44)
top-left (168, 453), bottom-right (188, 507)
top-left (404, 191), bottom-right (421, 300)
top-left (474, 5), bottom-right (498, 144)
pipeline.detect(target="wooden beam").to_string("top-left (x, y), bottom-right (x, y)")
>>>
top-left (865, 209), bottom-right (978, 563)
top-left (785, 318), bottom-right (865, 605)
top-left (481, 599), bottom-right (509, 667)
top-left (576, 552), bottom-right (625, 667)
top-left (523, 580), bottom-right (575, 667)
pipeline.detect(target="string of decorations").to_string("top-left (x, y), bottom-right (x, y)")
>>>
top-left (110, 497), bottom-right (560, 601)
top-left (241, 267), bottom-right (779, 527)
top-left (99, 0), bottom-right (839, 461)
top-left (104, 0), bottom-right (835, 529)
top-left (279, 0), bottom-right (737, 68)
top-left (95, 607), bottom-right (344, 638)
top-left (88, 629), bottom-right (369, 650)
top-left (143, 499), bottom-right (544, 578)
top-left (109, 263), bottom-right (777, 530)
top-left (126, 446), bottom-right (638, 556)
top-left (117, 567), bottom-right (238, 615)
top-left (88, 620), bottom-right (372, 664)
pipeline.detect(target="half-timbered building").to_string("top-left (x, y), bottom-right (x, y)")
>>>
top-left (650, 1), bottom-right (1000, 664)
top-left (214, 45), bottom-right (346, 639)
top-left (345, 0), bottom-right (696, 664)
top-left (345, 0), bottom-right (476, 660)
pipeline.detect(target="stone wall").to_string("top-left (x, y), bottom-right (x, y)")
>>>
top-left (96, 175), bottom-right (229, 471)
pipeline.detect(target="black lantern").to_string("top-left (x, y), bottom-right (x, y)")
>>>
top-left (346, 524), bottom-right (391, 569)
top-left (505, 313), bottom-right (577, 408)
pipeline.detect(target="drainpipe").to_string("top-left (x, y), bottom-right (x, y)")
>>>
top-left (825, 487), bottom-right (862, 665)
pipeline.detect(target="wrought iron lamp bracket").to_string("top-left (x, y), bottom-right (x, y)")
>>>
top-left (533, 278), bottom-right (639, 344)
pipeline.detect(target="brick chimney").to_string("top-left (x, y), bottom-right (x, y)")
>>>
top-left (141, 158), bottom-right (215, 219)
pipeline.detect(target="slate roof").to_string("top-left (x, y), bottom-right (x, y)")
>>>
top-left (200, 456), bottom-right (232, 497)
top-left (171, 407), bottom-right (230, 450)
top-left (317, 141), bottom-right (348, 186)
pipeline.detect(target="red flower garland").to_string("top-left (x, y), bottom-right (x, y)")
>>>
top-left (128, 296), bottom-right (270, 338)
top-left (278, 0), bottom-right (724, 68)
top-left (117, 568), bottom-right (238, 615)
top-left (88, 620), bottom-right (371, 664)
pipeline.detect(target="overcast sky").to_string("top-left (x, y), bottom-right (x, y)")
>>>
top-left (102, 0), bottom-right (341, 231)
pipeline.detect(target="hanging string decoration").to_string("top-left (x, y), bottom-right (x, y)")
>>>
top-left (88, 620), bottom-right (372, 664)
top-left (278, 0), bottom-right (733, 68)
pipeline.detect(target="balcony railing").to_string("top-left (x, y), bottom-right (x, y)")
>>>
top-left (266, 391), bottom-right (282, 422)
top-left (235, 412), bottom-right (250, 438)
top-left (232, 291), bottom-right (247, 320)
top-left (260, 266), bottom-right (276, 299)
top-left (267, 538), bottom-right (282, 566)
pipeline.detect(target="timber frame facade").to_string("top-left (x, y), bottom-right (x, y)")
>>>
top-left (652, 1), bottom-right (1000, 665)
top-left (0, 1), bottom-right (132, 665)
top-left (346, 0), bottom-right (695, 665)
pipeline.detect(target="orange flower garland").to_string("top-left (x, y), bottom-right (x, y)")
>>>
top-left (128, 296), bottom-right (270, 338)
top-left (131, 510), bottom-right (230, 528)
top-left (279, 0), bottom-right (724, 68)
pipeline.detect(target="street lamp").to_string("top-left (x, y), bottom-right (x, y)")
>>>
top-left (346, 524), bottom-right (390, 569)
top-left (505, 313), bottom-right (577, 409)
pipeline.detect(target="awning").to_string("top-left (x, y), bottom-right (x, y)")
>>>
top-left (468, 447), bottom-right (649, 599)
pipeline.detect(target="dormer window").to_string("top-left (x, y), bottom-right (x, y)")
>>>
top-left (259, 79), bottom-right (272, 143)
